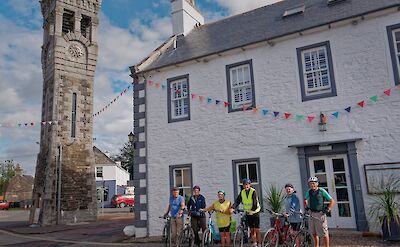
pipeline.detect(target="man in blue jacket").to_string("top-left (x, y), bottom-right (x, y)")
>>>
top-left (187, 185), bottom-right (206, 246)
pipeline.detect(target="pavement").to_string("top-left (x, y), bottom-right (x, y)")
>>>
top-left (1, 210), bottom-right (400, 246)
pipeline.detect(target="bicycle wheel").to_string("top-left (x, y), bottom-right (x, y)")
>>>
top-left (293, 230), bottom-right (314, 247)
top-left (262, 228), bottom-right (279, 247)
top-left (233, 227), bottom-right (244, 247)
top-left (162, 225), bottom-right (170, 247)
top-left (177, 227), bottom-right (195, 247)
top-left (202, 228), bottom-right (215, 247)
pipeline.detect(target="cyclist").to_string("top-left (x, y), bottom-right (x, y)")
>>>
top-left (283, 183), bottom-right (302, 246)
top-left (187, 185), bottom-right (206, 247)
top-left (304, 177), bottom-right (335, 247)
top-left (201, 190), bottom-right (233, 247)
top-left (164, 187), bottom-right (185, 244)
top-left (232, 178), bottom-right (261, 247)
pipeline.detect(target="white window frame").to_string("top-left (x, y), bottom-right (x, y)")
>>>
top-left (96, 166), bottom-right (103, 178)
top-left (170, 165), bottom-right (193, 200)
top-left (236, 161), bottom-right (260, 192)
top-left (167, 75), bottom-right (190, 123)
top-left (391, 28), bottom-right (400, 82)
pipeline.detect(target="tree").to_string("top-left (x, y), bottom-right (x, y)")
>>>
top-left (112, 140), bottom-right (134, 177)
top-left (0, 160), bottom-right (16, 196)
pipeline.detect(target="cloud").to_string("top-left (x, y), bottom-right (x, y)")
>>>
top-left (213, 0), bottom-right (283, 15)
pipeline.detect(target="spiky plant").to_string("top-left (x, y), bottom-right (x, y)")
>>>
top-left (264, 184), bottom-right (284, 213)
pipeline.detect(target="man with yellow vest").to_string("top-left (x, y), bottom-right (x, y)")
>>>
top-left (201, 190), bottom-right (233, 247)
top-left (232, 178), bottom-right (261, 247)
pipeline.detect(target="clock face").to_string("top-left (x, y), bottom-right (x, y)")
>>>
top-left (68, 44), bottom-right (83, 58)
top-left (66, 41), bottom-right (86, 61)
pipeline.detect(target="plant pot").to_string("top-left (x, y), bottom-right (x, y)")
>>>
top-left (382, 216), bottom-right (400, 241)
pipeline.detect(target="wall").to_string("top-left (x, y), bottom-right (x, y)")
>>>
top-left (144, 12), bottom-right (400, 235)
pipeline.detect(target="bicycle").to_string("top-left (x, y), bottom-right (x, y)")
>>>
top-left (177, 213), bottom-right (195, 247)
top-left (262, 209), bottom-right (293, 247)
top-left (292, 211), bottom-right (319, 247)
top-left (202, 211), bottom-right (221, 247)
top-left (233, 209), bottom-right (250, 247)
top-left (160, 215), bottom-right (172, 247)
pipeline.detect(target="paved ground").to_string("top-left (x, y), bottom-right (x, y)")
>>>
top-left (1, 210), bottom-right (399, 246)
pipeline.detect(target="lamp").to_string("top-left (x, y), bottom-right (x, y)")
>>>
top-left (319, 113), bottom-right (327, 132)
top-left (128, 132), bottom-right (135, 143)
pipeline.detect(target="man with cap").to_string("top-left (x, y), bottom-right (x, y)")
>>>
top-left (283, 183), bottom-right (302, 246)
top-left (164, 187), bottom-right (185, 244)
top-left (187, 185), bottom-right (206, 246)
top-left (304, 176), bottom-right (335, 247)
top-left (232, 178), bottom-right (261, 247)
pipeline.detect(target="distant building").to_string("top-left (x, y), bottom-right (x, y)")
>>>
top-left (5, 165), bottom-right (34, 206)
top-left (93, 146), bottom-right (130, 207)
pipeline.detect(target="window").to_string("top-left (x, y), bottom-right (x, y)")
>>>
top-left (170, 165), bottom-right (192, 203)
top-left (232, 158), bottom-right (262, 208)
top-left (96, 166), bottom-right (103, 178)
top-left (62, 9), bottom-right (75, 34)
top-left (81, 15), bottom-right (91, 39)
top-left (71, 93), bottom-right (77, 138)
top-left (387, 24), bottom-right (400, 85)
top-left (283, 5), bottom-right (305, 18)
top-left (167, 75), bottom-right (190, 123)
top-left (297, 41), bottom-right (337, 101)
top-left (226, 60), bottom-right (256, 112)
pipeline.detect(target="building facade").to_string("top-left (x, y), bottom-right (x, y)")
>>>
top-left (130, 0), bottom-right (400, 236)
top-left (31, 0), bottom-right (102, 225)
top-left (5, 165), bottom-right (34, 206)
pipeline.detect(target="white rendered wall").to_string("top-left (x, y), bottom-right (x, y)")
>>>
top-left (115, 166), bottom-right (129, 186)
top-left (144, 12), bottom-right (400, 235)
top-left (171, 0), bottom-right (204, 35)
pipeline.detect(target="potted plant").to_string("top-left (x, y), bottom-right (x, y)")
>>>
top-left (264, 184), bottom-right (284, 227)
top-left (368, 175), bottom-right (400, 241)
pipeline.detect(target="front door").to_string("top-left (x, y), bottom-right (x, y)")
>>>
top-left (308, 155), bottom-right (356, 229)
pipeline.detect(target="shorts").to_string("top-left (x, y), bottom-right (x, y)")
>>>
top-left (247, 215), bottom-right (260, 229)
top-left (219, 224), bottom-right (231, 233)
top-left (309, 211), bottom-right (328, 237)
top-left (290, 222), bottom-right (301, 231)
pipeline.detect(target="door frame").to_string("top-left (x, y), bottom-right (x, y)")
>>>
top-left (292, 139), bottom-right (368, 231)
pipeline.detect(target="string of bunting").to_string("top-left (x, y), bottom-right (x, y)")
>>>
top-left (144, 79), bottom-right (400, 124)
top-left (0, 82), bottom-right (133, 128)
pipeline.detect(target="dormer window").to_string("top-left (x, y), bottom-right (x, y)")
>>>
top-left (283, 4), bottom-right (305, 18)
top-left (327, 0), bottom-right (347, 6)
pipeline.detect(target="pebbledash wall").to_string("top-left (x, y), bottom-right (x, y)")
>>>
top-left (137, 11), bottom-right (400, 236)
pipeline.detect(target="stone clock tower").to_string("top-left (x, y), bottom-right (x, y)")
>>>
top-left (30, 0), bottom-right (101, 225)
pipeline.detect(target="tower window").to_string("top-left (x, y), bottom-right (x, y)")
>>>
top-left (62, 9), bottom-right (75, 34)
top-left (81, 15), bottom-right (91, 38)
top-left (71, 93), bottom-right (77, 138)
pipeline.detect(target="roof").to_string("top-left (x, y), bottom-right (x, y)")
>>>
top-left (134, 0), bottom-right (400, 73)
top-left (93, 146), bottom-right (115, 165)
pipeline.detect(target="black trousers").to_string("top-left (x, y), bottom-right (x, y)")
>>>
top-left (191, 217), bottom-right (207, 244)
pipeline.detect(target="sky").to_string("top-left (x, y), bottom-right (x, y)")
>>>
top-left (0, 0), bottom-right (281, 176)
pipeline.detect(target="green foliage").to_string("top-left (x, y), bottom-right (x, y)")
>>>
top-left (264, 183), bottom-right (285, 213)
top-left (112, 140), bottom-right (134, 172)
top-left (0, 160), bottom-right (16, 196)
top-left (368, 175), bottom-right (400, 233)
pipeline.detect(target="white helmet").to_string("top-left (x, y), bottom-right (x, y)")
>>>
top-left (308, 176), bottom-right (319, 183)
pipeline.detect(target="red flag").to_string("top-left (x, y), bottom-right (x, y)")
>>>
top-left (176, 89), bottom-right (181, 94)
top-left (357, 101), bottom-right (365, 108)
top-left (307, 116), bottom-right (315, 123)
top-left (384, 89), bottom-right (391, 96)
top-left (155, 83), bottom-right (160, 88)
top-left (123, 89), bottom-right (127, 93)
top-left (252, 107), bottom-right (258, 113)
top-left (191, 94), bottom-right (196, 99)
top-left (224, 102), bottom-right (230, 107)
top-left (148, 80), bottom-right (153, 85)
top-left (284, 113), bottom-right (291, 119)
top-left (120, 92), bottom-right (123, 96)
top-left (199, 96), bottom-right (204, 101)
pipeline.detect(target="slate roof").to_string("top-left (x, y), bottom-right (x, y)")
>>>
top-left (136, 0), bottom-right (400, 73)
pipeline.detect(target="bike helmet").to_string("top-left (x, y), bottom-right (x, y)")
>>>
top-left (193, 185), bottom-right (201, 191)
top-left (308, 176), bottom-right (319, 183)
top-left (217, 189), bottom-right (225, 195)
top-left (242, 178), bottom-right (251, 184)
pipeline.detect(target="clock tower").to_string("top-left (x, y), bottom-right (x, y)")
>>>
top-left (30, 0), bottom-right (101, 225)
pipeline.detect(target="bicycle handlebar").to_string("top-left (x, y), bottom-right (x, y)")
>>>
top-left (293, 211), bottom-right (323, 222)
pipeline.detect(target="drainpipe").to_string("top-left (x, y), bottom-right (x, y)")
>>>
top-left (57, 145), bottom-right (62, 224)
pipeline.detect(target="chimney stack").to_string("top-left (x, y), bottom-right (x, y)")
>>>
top-left (171, 0), bottom-right (204, 36)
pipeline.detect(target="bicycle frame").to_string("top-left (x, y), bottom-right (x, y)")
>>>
top-left (160, 216), bottom-right (172, 247)
top-left (272, 214), bottom-right (291, 244)
top-left (233, 210), bottom-right (250, 247)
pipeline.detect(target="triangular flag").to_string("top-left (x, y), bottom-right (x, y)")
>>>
top-left (224, 102), bottom-right (230, 107)
top-left (332, 112), bottom-right (339, 118)
top-left (345, 107), bottom-right (351, 113)
top-left (252, 107), bottom-right (258, 113)
top-left (148, 80), bottom-right (153, 85)
top-left (176, 89), bottom-right (181, 94)
top-left (42, 122), bottom-right (46, 125)
top-left (123, 89), bottom-right (127, 93)
top-left (161, 85), bottom-right (166, 90)
top-left (127, 85), bottom-right (131, 89)
top-left (191, 94), bottom-right (196, 99)
top-left (357, 101), bottom-right (365, 108)
top-left (295, 115), bottom-right (304, 120)
top-left (207, 98), bottom-right (212, 103)
top-left (120, 92), bottom-right (123, 96)
top-left (31, 123), bottom-right (34, 126)
top-left (307, 116), bottom-right (315, 123)
top-left (199, 96), bottom-right (204, 101)
top-left (155, 83), bottom-right (160, 88)
top-left (18, 123), bottom-right (22, 127)
top-left (262, 109), bottom-right (269, 116)
top-left (24, 123), bottom-right (28, 126)
top-left (370, 95), bottom-right (378, 102)
top-left (273, 111), bottom-right (280, 117)
top-left (284, 113), bottom-right (291, 119)
top-left (384, 89), bottom-right (391, 96)
top-left (216, 100), bottom-right (220, 105)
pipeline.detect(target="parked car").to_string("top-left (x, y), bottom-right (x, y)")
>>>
top-left (111, 194), bottom-right (134, 208)
top-left (0, 200), bottom-right (10, 210)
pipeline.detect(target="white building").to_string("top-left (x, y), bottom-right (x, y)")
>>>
top-left (130, 0), bottom-right (400, 237)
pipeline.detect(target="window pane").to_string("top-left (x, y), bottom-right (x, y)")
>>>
top-left (332, 159), bottom-right (345, 172)
top-left (175, 169), bottom-right (183, 187)
top-left (336, 188), bottom-right (349, 201)
top-left (338, 203), bottom-right (351, 217)
top-left (316, 174), bottom-right (327, 188)
top-left (238, 164), bottom-right (247, 182)
top-left (183, 169), bottom-right (191, 187)
top-left (248, 163), bottom-right (258, 182)
top-left (302, 46), bottom-right (331, 95)
top-left (334, 173), bottom-right (347, 187)
top-left (313, 160), bottom-right (325, 173)
top-left (229, 63), bottom-right (253, 107)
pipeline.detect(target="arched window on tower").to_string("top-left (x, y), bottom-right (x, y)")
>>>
top-left (62, 9), bottom-right (75, 34)
top-left (81, 15), bottom-right (91, 39)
